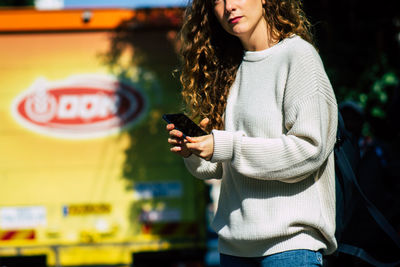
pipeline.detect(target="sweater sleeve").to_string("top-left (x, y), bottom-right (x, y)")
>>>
top-left (211, 44), bottom-right (338, 183)
top-left (183, 154), bottom-right (223, 180)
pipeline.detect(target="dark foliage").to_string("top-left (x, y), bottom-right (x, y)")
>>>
top-left (304, 0), bottom-right (400, 123)
top-left (0, 0), bottom-right (33, 6)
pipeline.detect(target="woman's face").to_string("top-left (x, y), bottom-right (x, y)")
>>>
top-left (213, 0), bottom-right (267, 49)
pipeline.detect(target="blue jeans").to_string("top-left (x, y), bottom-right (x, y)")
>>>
top-left (220, 249), bottom-right (323, 267)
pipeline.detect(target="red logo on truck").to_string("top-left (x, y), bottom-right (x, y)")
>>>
top-left (12, 75), bottom-right (146, 139)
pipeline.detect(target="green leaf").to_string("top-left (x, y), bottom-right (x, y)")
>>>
top-left (371, 107), bottom-right (385, 118)
top-left (382, 72), bottom-right (399, 86)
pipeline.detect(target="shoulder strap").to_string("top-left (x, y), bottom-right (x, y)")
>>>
top-left (336, 141), bottom-right (400, 248)
top-left (338, 244), bottom-right (400, 267)
top-left (335, 134), bottom-right (400, 266)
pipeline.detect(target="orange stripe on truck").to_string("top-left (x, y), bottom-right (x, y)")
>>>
top-left (0, 230), bottom-right (35, 241)
top-left (0, 8), bottom-right (183, 32)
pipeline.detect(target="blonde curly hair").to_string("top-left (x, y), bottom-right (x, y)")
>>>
top-left (179, 0), bottom-right (314, 132)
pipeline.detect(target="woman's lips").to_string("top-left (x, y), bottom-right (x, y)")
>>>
top-left (229, 16), bottom-right (242, 24)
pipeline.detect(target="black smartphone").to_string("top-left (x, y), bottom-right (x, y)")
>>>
top-left (163, 113), bottom-right (207, 138)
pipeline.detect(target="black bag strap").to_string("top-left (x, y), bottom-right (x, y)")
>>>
top-left (336, 146), bottom-right (400, 248)
top-left (335, 117), bottom-right (400, 266)
top-left (338, 244), bottom-right (400, 267)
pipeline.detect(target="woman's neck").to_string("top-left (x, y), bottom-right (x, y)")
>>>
top-left (240, 20), bottom-right (276, 51)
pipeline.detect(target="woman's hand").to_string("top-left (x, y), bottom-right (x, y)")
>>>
top-left (167, 124), bottom-right (192, 158)
top-left (186, 134), bottom-right (214, 161)
top-left (186, 118), bottom-right (214, 161)
top-left (166, 117), bottom-right (214, 161)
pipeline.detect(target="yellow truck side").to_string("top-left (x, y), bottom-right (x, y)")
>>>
top-left (0, 8), bottom-right (207, 267)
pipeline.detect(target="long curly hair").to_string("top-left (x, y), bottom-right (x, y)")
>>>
top-left (179, 0), bottom-right (314, 132)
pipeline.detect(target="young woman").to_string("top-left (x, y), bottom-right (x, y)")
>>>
top-left (167, 0), bottom-right (338, 266)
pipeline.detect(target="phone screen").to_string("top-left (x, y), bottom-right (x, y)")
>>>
top-left (163, 113), bottom-right (207, 137)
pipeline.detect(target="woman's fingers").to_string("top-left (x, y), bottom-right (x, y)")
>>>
top-left (166, 123), bottom-right (192, 158)
top-left (185, 136), bottom-right (194, 143)
top-left (169, 129), bottom-right (184, 138)
top-left (166, 123), bottom-right (185, 140)
top-left (170, 146), bottom-right (182, 152)
top-left (199, 118), bottom-right (210, 131)
top-left (185, 134), bottom-right (214, 161)
top-left (166, 123), bottom-right (175, 131)
top-left (168, 137), bottom-right (184, 145)
top-left (170, 142), bottom-right (192, 158)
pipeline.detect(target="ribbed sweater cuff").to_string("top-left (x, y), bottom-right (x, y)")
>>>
top-left (211, 130), bottom-right (233, 163)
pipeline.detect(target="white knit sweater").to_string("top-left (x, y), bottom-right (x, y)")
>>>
top-left (184, 35), bottom-right (338, 257)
